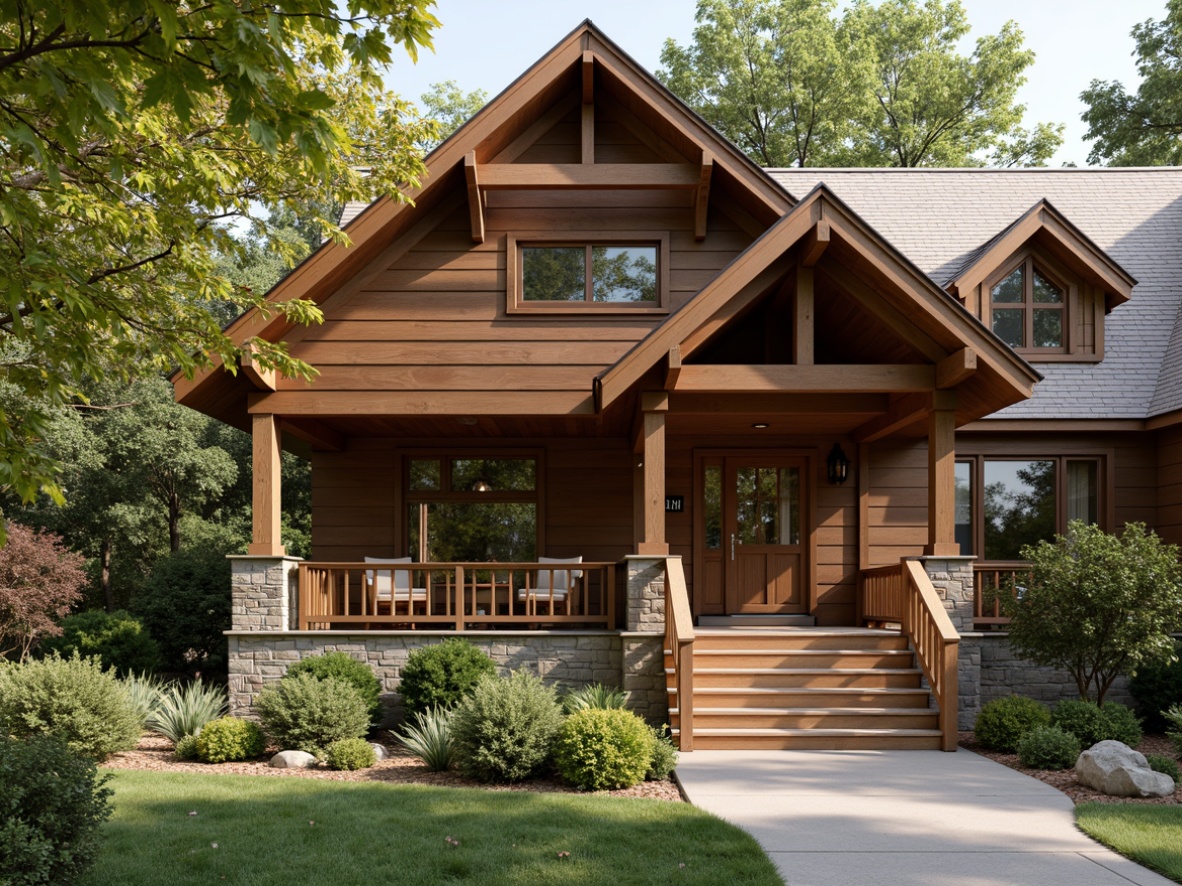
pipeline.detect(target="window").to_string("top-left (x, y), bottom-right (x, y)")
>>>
top-left (988, 257), bottom-right (1066, 353)
top-left (405, 455), bottom-right (539, 562)
top-left (955, 456), bottom-right (1102, 559)
top-left (507, 233), bottom-right (669, 313)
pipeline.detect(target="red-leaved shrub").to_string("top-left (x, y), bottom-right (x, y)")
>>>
top-left (0, 523), bottom-right (87, 661)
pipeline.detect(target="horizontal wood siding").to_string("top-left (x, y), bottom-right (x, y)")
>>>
top-left (866, 440), bottom-right (929, 567)
top-left (1156, 427), bottom-right (1182, 546)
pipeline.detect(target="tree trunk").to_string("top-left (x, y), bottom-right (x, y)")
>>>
top-left (100, 537), bottom-right (113, 613)
top-left (168, 492), bottom-right (181, 552)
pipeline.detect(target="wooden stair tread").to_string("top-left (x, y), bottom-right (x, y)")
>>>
top-left (687, 667), bottom-right (923, 676)
top-left (686, 686), bottom-right (929, 695)
top-left (678, 706), bottom-right (938, 716)
top-left (693, 648), bottom-right (913, 656)
top-left (678, 727), bottom-right (943, 737)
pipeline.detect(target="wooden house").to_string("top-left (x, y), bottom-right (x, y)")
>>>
top-left (173, 22), bottom-right (1180, 752)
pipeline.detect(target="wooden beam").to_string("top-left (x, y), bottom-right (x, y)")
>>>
top-left (239, 343), bottom-right (276, 392)
top-left (581, 103), bottom-right (595, 165)
top-left (671, 364), bottom-right (935, 394)
top-left (464, 152), bottom-right (484, 244)
top-left (936, 347), bottom-right (976, 389)
top-left (800, 220), bottom-right (830, 268)
top-left (851, 392), bottom-right (932, 444)
top-left (582, 50), bottom-right (595, 104)
top-left (670, 392), bottom-right (889, 415)
top-left (478, 163), bottom-right (701, 190)
top-left (925, 403), bottom-right (959, 556)
top-left (638, 394), bottom-right (668, 555)
top-left (664, 345), bottom-right (682, 391)
top-left (694, 151), bottom-right (713, 241)
top-left (280, 418), bottom-right (345, 452)
top-left (795, 265), bottom-right (814, 365)
top-left (247, 391), bottom-right (596, 416)
top-left (249, 413), bottom-right (285, 556)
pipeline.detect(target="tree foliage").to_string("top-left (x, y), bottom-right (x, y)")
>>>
top-left (0, 523), bottom-right (87, 661)
top-left (1000, 521), bottom-right (1182, 705)
top-left (1081, 0), bottom-right (1182, 165)
top-left (0, 0), bottom-right (440, 513)
top-left (418, 80), bottom-right (488, 150)
top-left (659, 0), bottom-right (1062, 168)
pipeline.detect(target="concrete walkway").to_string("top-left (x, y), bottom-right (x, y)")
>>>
top-left (675, 749), bottom-right (1175, 886)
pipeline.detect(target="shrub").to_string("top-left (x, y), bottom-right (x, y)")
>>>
top-left (974, 695), bottom-right (1051, 752)
top-left (122, 672), bottom-right (168, 729)
top-left (287, 652), bottom-right (383, 729)
top-left (1165, 704), bottom-right (1182, 756)
top-left (1129, 642), bottom-right (1182, 733)
top-left (450, 671), bottom-right (564, 783)
top-left (0, 653), bottom-right (141, 760)
top-left (174, 734), bottom-right (201, 761)
top-left (256, 674), bottom-right (369, 756)
top-left (647, 726), bottom-right (679, 781)
top-left (1000, 521), bottom-right (1182, 705)
top-left (1147, 754), bottom-right (1180, 783)
top-left (132, 546), bottom-right (231, 679)
top-left (561, 683), bottom-right (628, 714)
top-left (0, 523), bottom-right (87, 662)
top-left (397, 706), bottom-right (454, 772)
top-left (555, 708), bottom-right (654, 791)
top-left (399, 639), bottom-right (496, 719)
top-left (1052, 700), bottom-right (1143, 748)
top-left (1017, 726), bottom-right (1081, 770)
top-left (38, 609), bottom-right (159, 677)
top-left (325, 738), bottom-right (376, 771)
top-left (0, 733), bottom-right (113, 886)
top-left (149, 680), bottom-right (227, 745)
top-left (196, 717), bottom-right (266, 763)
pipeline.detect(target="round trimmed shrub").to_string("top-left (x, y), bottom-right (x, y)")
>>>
top-left (450, 671), bottom-right (564, 783)
top-left (0, 733), bottom-right (113, 886)
top-left (0, 653), bottom-right (141, 760)
top-left (1052, 700), bottom-right (1142, 748)
top-left (174, 734), bottom-right (201, 761)
top-left (974, 695), bottom-right (1051, 752)
top-left (287, 652), bottom-right (383, 729)
top-left (1147, 753), bottom-right (1180, 783)
top-left (196, 717), bottom-right (266, 763)
top-left (399, 639), bottom-right (496, 718)
top-left (1129, 641), bottom-right (1182, 732)
top-left (1017, 726), bottom-right (1081, 770)
top-left (555, 708), bottom-right (654, 791)
top-left (256, 674), bottom-right (369, 756)
top-left (325, 738), bottom-right (377, 771)
top-left (38, 609), bottom-right (160, 677)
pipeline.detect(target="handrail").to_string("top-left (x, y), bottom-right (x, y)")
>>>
top-left (972, 561), bottom-right (1029, 627)
top-left (859, 563), bottom-right (904, 626)
top-left (664, 557), bottom-right (695, 752)
top-left (902, 560), bottom-right (960, 752)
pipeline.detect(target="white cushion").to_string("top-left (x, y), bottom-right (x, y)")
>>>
top-left (517, 556), bottom-right (582, 602)
top-left (364, 556), bottom-right (427, 602)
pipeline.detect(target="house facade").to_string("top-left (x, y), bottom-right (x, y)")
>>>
top-left (173, 22), bottom-right (1182, 751)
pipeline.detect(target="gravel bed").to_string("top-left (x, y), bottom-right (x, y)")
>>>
top-left (959, 732), bottom-right (1181, 805)
top-left (102, 733), bottom-right (684, 802)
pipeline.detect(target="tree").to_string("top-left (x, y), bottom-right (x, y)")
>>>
top-left (0, 523), bottom-right (87, 661)
top-left (1081, 0), bottom-right (1182, 166)
top-left (659, 0), bottom-right (1062, 168)
top-left (418, 80), bottom-right (488, 150)
top-left (0, 1), bottom-right (440, 515)
top-left (1000, 521), bottom-right (1182, 705)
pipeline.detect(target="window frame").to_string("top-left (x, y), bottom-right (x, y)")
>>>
top-left (954, 452), bottom-right (1110, 562)
top-left (984, 252), bottom-right (1071, 357)
top-left (397, 450), bottom-right (546, 562)
top-left (506, 231), bottom-right (670, 315)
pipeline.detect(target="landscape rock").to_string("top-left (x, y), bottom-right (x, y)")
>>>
top-left (270, 750), bottom-right (317, 769)
top-left (370, 743), bottom-right (389, 761)
top-left (1075, 741), bottom-right (1175, 798)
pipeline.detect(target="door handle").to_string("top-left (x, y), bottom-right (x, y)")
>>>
top-left (731, 533), bottom-right (736, 561)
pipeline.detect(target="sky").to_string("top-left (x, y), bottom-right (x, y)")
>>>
top-left (384, 0), bottom-right (1168, 167)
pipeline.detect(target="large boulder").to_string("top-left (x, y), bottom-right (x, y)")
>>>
top-left (1075, 741), bottom-right (1175, 798)
top-left (269, 750), bottom-right (317, 769)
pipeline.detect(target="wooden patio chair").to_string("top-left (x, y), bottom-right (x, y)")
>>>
top-left (363, 556), bottom-right (428, 618)
top-left (517, 556), bottom-right (582, 616)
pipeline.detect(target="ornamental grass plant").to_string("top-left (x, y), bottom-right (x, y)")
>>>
top-left (149, 680), bottom-right (228, 745)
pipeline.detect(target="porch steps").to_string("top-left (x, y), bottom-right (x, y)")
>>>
top-left (698, 614), bottom-right (817, 628)
top-left (668, 628), bottom-right (944, 751)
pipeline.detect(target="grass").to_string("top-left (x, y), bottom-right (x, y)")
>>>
top-left (81, 770), bottom-right (781, 886)
top-left (1076, 804), bottom-right (1182, 884)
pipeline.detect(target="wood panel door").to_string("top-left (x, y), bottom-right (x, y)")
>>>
top-left (723, 459), bottom-right (807, 614)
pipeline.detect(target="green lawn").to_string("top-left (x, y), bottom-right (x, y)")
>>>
top-left (81, 770), bottom-right (780, 886)
top-left (1077, 804), bottom-right (1182, 884)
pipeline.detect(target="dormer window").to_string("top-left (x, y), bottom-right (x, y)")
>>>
top-left (990, 259), bottom-right (1065, 352)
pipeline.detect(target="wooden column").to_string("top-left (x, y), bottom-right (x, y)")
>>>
top-left (794, 265), bottom-right (814, 365)
top-left (249, 413), bottom-right (285, 556)
top-left (925, 392), bottom-right (958, 556)
top-left (638, 392), bottom-right (669, 556)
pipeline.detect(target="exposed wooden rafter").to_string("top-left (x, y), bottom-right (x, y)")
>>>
top-left (664, 345), bottom-right (682, 390)
top-left (239, 343), bottom-right (276, 392)
top-left (936, 347), bottom-right (977, 389)
top-left (800, 220), bottom-right (830, 268)
top-left (478, 163), bottom-right (701, 190)
top-left (850, 392), bottom-right (932, 443)
top-left (694, 150), bottom-right (713, 241)
top-left (464, 152), bottom-right (484, 243)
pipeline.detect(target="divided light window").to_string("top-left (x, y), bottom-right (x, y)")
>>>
top-left (989, 258), bottom-right (1066, 352)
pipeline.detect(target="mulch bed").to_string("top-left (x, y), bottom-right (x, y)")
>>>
top-left (959, 731), bottom-right (1181, 805)
top-left (102, 733), bottom-right (684, 802)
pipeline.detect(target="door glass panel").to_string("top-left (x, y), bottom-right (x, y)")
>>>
top-left (955, 461), bottom-right (973, 555)
top-left (1066, 460), bottom-right (1098, 525)
top-left (779, 468), bottom-right (800, 545)
top-left (984, 459), bottom-right (1056, 560)
top-left (735, 466), bottom-right (799, 546)
top-left (704, 465), bottom-right (721, 549)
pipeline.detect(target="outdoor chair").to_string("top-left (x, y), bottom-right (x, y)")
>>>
top-left (517, 556), bottom-right (582, 616)
top-left (363, 556), bottom-right (428, 616)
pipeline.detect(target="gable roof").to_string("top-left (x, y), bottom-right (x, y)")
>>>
top-left (769, 167), bottom-right (1182, 421)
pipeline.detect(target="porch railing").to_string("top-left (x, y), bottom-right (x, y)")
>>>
top-left (296, 561), bottom-right (616, 631)
top-left (858, 559), bottom-right (959, 752)
top-left (664, 557), bottom-right (694, 752)
top-left (972, 561), bottom-right (1029, 628)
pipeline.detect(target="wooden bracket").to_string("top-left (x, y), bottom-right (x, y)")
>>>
top-left (464, 152), bottom-right (484, 243)
top-left (664, 345), bottom-right (682, 390)
top-left (936, 347), bottom-right (976, 389)
top-left (239, 343), bottom-right (277, 392)
top-left (851, 392), bottom-right (932, 444)
top-left (694, 150), bottom-right (713, 241)
top-left (801, 220), bottom-right (830, 268)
